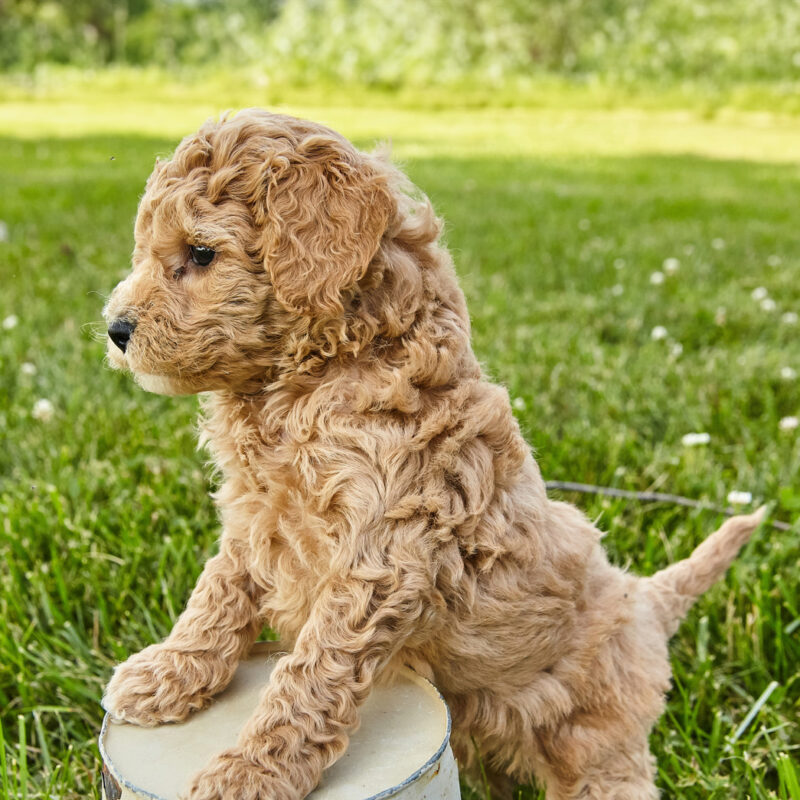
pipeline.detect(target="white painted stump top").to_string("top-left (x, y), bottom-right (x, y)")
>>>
top-left (99, 642), bottom-right (459, 800)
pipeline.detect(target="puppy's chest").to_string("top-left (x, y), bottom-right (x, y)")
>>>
top-left (222, 448), bottom-right (344, 638)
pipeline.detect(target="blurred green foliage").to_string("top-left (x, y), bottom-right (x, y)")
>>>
top-left (2, 0), bottom-right (800, 89)
top-left (0, 0), bottom-right (281, 70)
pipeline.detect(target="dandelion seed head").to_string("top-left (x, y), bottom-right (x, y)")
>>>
top-left (650, 271), bottom-right (665, 285)
top-left (781, 311), bottom-right (798, 325)
top-left (32, 398), bottom-right (54, 422)
top-left (3, 314), bottom-right (18, 330)
top-left (779, 416), bottom-right (799, 431)
top-left (614, 258), bottom-right (626, 270)
top-left (761, 298), bottom-right (777, 312)
top-left (711, 238), bottom-right (726, 250)
top-left (20, 362), bottom-right (36, 376)
top-left (751, 287), bottom-right (768, 301)
top-left (682, 432), bottom-right (711, 446)
top-left (611, 284), bottom-right (624, 296)
top-left (512, 397), bottom-right (526, 411)
top-left (651, 325), bottom-right (668, 340)
top-left (780, 366), bottom-right (797, 381)
top-left (663, 257), bottom-right (680, 274)
top-left (727, 490), bottom-right (753, 505)
top-left (767, 254), bottom-right (782, 267)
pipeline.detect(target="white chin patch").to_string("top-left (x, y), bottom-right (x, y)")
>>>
top-left (106, 345), bottom-right (127, 370)
top-left (134, 373), bottom-right (180, 395)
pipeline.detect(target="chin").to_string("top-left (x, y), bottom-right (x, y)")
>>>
top-left (133, 372), bottom-right (186, 396)
top-left (105, 345), bottom-right (127, 370)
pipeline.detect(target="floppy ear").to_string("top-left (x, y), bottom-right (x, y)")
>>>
top-left (261, 136), bottom-right (393, 317)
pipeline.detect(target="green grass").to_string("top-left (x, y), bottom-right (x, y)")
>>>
top-left (0, 87), bottom-right (798, 799)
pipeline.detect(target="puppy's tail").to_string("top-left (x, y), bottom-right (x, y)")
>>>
top-left (644, 506), bottom-right (766, 637)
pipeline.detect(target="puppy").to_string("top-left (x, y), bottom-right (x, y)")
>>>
top-left (102, 109), bottom-right (764, 800)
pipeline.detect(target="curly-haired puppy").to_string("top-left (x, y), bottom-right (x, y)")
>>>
top-left (102, 109), bottom-right (764, 800)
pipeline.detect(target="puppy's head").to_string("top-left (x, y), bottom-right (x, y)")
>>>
top-left (104, 110), bottom-right (394, 394)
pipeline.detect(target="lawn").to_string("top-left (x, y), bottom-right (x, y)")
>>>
top-left (0, 86), bottom-right (798, 799)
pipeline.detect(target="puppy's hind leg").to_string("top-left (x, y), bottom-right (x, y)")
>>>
top-left (537, 725), bottom-right (659, 800)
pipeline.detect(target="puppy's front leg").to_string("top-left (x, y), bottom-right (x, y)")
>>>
top-left (186, 566), bottom-right (427, 800)
top-left (103, 542), bottom-right (261, 726)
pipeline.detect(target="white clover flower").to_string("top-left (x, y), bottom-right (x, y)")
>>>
top-left (767, 254), bottom-right (782, 267)
top-left (611, 284), bottom-right (624, 296)
top-left (662, 257), bottom-right (680, 274)
top-left (779, 416), bottom-right (799, 431)
top-left (781, 366), bottom-right (798, 381)
top-left (2, 314), bottom-right (18, 330)
top-left (578, 218), bottom-right (591, 231)
top-left (613, 258), bottom-right (626, 270)
top-left (0, 221), bottom-right (8, 243)
top-left (512, 397), bottom-right (526, 411)
top-left (682, 432), bottom-right (711, 446)
top-left (751, 287), bottom-right (768, 301)
top-left (761, 298), bottom-right (777, 312)
top-left (727, 490), bottom-right (753, 505)
top-left (32, 399), bottom-right (54, 422)
top-left (20, 362), bottom-right (37, 376)
top-left (781, 311), bottom-right (798, 325)
top-left (651, 325), bottom-right (668, 341)
top-left (650, 271), bottom-right (665, 285)
top-left (711, 238), bottom-right (726, 250)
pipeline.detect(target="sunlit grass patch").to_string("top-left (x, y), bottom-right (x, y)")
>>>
top-left (0, 93), bottom-right (797, 799)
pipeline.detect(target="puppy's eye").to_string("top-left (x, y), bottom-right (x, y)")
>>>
top-left (189, 245), bottom-right (215, 267)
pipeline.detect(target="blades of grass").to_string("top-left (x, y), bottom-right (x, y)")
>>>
top-left (470, 735), bottom-right (492, 800)
top-left (726, 680), bottom-right (780, 750)
top-left (0, 718), bottom-right (9, 799)
top-left (785, 617), bottom-right (800, 636)
top-left (656, 762), bottom-right (679, 796)
top-left (17, 714), bottom-right (27, 800)
top-left (696, 614), bottom-right (709, 664)
top-left (708, 711), bottom-right (723, 761)
top-left (778, 753), bottom-right (800, 800)
top-left (45, 760), bottom-right (63, 796)
top-left (32, 710), bottom-right (51, 776)
top-left (47, 742), bottom-right (77, 799)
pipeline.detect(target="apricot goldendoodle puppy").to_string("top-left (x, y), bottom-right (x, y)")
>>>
top-left (102, 109), bottom-right (764, 800)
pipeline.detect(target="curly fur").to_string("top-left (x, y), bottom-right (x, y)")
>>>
top-left (102, 109), bottom-right (765, 800)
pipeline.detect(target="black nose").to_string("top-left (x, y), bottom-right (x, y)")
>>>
top-left (108, 319), bottom-right (136, 353)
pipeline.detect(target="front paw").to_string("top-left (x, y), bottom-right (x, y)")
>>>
top-left (103, 644), bottom-right (230, 727)
top-left (185, 749), bottom-right (296, 800)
